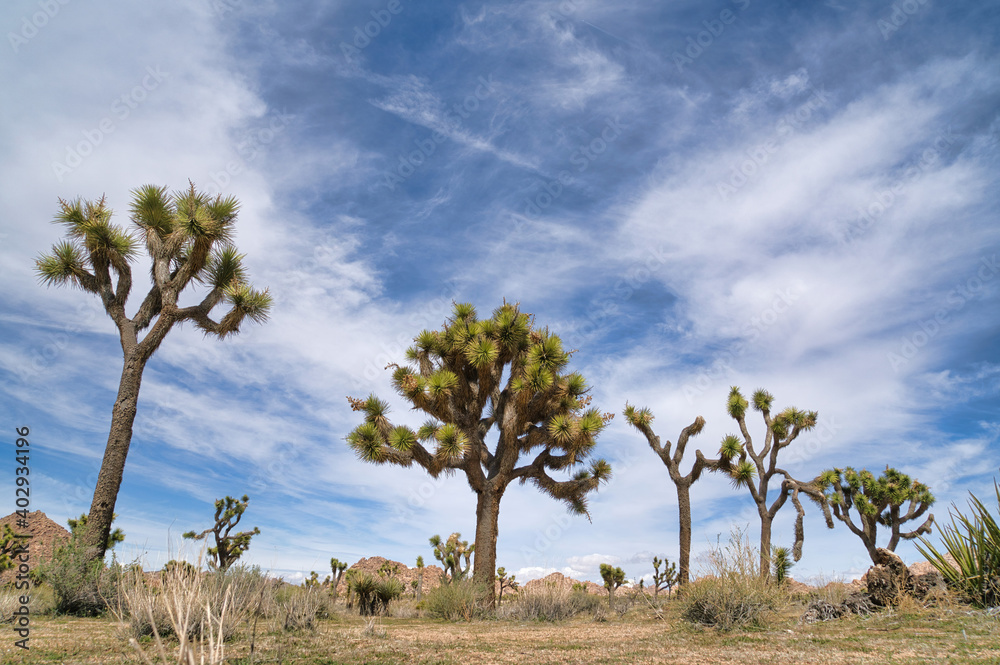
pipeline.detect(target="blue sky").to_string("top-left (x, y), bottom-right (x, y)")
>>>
top-left (1, 0), bottom-right (998, 586)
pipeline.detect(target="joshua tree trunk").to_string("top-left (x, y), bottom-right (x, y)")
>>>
top-left (473, 487), bottom-right (502, 596)
top-left (83, 351), bottom-right (146, 562)
top-left (758, 509), bottom-right (773, 578)
top-left (676, 483), bottom-right (693, 585)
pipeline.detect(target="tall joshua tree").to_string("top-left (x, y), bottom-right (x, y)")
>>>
top-left (717, 386), bottom-right (831, 578)
top-left (346, 302), bottom-right (612, 605)
top-left (35, 184), bottom-right (271, 565)
top-left (624, 405), bottom-right (716, 585)
top-left (817, 466), bottom-right (934, 563)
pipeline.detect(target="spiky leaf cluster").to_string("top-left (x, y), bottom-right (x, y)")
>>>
top-left (35, 183), bottom-right (271, 344)
top-left (67, 513), bottom-right (125, 551)
top-left (430, 532), bottom-right (475, 582)
top-left (346, 302), bottom-right (612, 515)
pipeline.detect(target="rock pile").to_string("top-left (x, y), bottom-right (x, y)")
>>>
top-left (0, 511), bottom-right (70, 585)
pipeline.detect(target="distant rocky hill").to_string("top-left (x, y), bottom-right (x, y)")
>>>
top-left (0, 511), bottom-right (70, 584)
top-left (340, 556), bottom-right (446, 595)
top-left (523, 571), bottom-right (605, 595)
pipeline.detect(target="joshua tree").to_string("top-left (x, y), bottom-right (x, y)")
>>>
top-left (716, 387), bottom-right (832, 578)
top-left (600, 563), bottom-right (625, 608)
top-left (816, 466), bottom-right (934, 564)
top-left (430, 532), bottom-right (474, 582)
top-left (496, 566), bottom-right (518, 605)
top-left (651, 556), bottom-right (678, 598)
top-left (346, 302), bottom-right (613, 605)
top-left (0, 525), bottom-right (19, 574)
top-left (330, 557), bottom-right (348, 600)
top-left (35, 184), bottom-right (271, 565)
top-left (415, 555), bottom-right (425, 599)
top-left (67, 513), bottom-right (125, 551)
top-left (771, 546), bottom-right (794, 583)
top-left (624, 405), bottom-right (716, 585)
top-left (183, 494), bottom-right (260, 571)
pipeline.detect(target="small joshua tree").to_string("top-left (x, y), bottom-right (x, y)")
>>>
top-left (716, 387), bottom-right (832, 578)
top-left (183, 494), bottom-right (260, 571)
top-left (430, 533), bottom-right (474, 582)
top-left (652, 556), bottom-right (678, 598)
top-left (771, 546), bottom-right (794, 584)
top-left (624, 405), bottom-right (716, 585)
top-left (496, 566), bottom-right (518, 605)
top-left (816, 466), bottom-right (935, 564)
top-left (0, 525), bottom-right (20, 574)
top-left (68, 513), bottom-right (125, 551)
top-left (415, 555), bottom-right (425, 599)
top-left (330, 557), bottom-right (348, 600)
top-left (600, 563), bottom-right (625, 608)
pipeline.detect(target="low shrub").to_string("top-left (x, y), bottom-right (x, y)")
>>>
top-left (34, 535), bottom-right (117, 616)
top-left (680, 527), bottom-right (789, 630)
top-left (497, 584), bottom-right (603, 622)
top-left (423, 579), bottom-right (492, 621)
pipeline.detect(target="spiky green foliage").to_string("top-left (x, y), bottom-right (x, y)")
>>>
top-left (599, 563), bottom-right (626, 608)
top-left (330, 557), bottom-right (348, 599)
top-left (771, 546), bottom-right (794, 584)
top-left (183, 494), bottom-right (260, 571)
top-left (346, 302), bottom-right (613, 602)
top-left (431, 533), bottom-right (475, 582)
top-left (0, 524), bottom-right (22, 574)
top-left (35, 184), bottom-right (271, 568)
top-left (717, 387), bottom-right (831, 578)
top-left (652, 556), bottom-right (679, 598)
top-left (817, 466), bottom-right (935, 563)
top-left (916, 480), bottom-right (1000, 608)
top-left (67, 513), bottom-right (125, 551)
top-left (623, 404), bottom-right (714, 585)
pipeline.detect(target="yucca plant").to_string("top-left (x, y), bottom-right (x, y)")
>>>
top-left (430, 533), bottom-right (474, 582)
top-left (817, 466), bottom-right (935, 564)
top-left (771, 546), bottom-right (794, 583)
top-left (346, 302), bottom-right (613, 606)
top-left (35, 184), bottom-right (271, 565)
top-left (350, 572), bottom-right (379, 616)
top-left (715, 387), bottom-right (832, 578)
top-left (916, 480), bottom-right (1000, 608)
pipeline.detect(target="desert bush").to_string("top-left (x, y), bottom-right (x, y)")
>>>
top-left (423, 579), bottom-right (492, 621)
top-left (35, 535), bottom-right (118, 616)
top-left (680, 527), bottom-right (790, 630)
top-left (278, 586), bottom-right (324, 631)
top-left (497, 584), bottom-right (602, 621)
top-left (917, 480), bottom-right (1000, 608)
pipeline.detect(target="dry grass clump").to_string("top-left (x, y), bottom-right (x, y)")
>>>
top-left (497, 584), bottom-right (603, 621)
top-left (680, 528), bottom-right (790, 630)
top-left (422, 580), bottom-right (493, 621)
top-left (110, 561), bottom-right (275, 643)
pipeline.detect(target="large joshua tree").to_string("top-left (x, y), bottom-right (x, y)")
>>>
top-left (346, 302), bottom-right (612, 604)
top-left (35, 184), bottom-right (271, 565)
top-left (623, 405), bottom-right (716, 585)
top-left (816, 466), bottom-right (934, 563)
top-left (717, 386), bottom-right (831, 578)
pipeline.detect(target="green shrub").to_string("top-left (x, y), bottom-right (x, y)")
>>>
top-left (916, 479), bottom-right (1000, 608)
top-left (680, 527), bottom-right (789, 630)
top-left (423, 579), bottom-right (492, 621)
top-left (34, 535), bottom-right (114, 616)
top-left (497, 585), bottom-right (602, 621)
